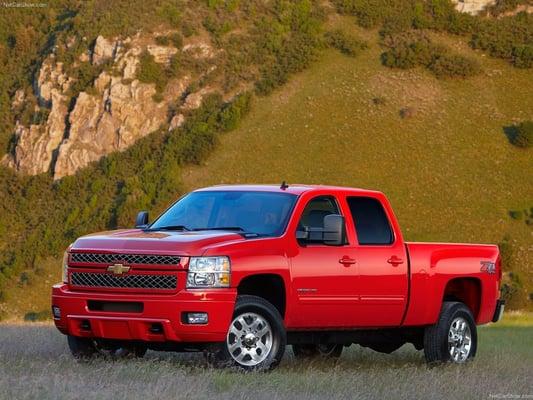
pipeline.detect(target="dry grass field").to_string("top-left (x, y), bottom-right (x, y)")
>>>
top-left (0, 313), bottom-right (531, 400)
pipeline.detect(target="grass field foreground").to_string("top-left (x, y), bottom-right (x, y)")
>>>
top-left (0, 313), bottom-right (531, 399)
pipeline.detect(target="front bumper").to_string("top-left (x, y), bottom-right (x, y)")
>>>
top-left (492, 299), bottom-right (505, 323)
top-left (51, 284), bottom-right (237, 343)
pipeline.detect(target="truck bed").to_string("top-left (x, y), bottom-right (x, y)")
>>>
top-left (402, 242), bottom-right (500, 326)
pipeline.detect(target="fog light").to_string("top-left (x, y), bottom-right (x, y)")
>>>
top-left (52, 306), bottom-right (61, 319)
top-left (186, 312), bottom-right (208, 324)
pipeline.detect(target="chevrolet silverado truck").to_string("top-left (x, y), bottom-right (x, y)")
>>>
top-left (52, 184), bottom-right (505, 370)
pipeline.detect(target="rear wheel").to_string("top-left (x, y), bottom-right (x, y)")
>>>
top-left (424, 301), bottom-right (477, 364)
top-left (292, 343), bottom-right (343, 359)
top-left (215, 295), bottom-right (286, 371)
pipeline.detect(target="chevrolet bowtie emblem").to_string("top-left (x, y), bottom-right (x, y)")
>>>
top-left (107, 263), bottom-right (131, 275)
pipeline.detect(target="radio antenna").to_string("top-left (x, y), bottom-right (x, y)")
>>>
top-left (280, 181), bottom-right (289, 190)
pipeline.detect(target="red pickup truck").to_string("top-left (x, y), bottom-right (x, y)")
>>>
top-left (52, 184), bottom-right (504, 370)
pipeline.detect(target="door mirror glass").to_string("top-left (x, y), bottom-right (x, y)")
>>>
top-left (296, 196), bottom-right (345, 245)
top-left (323, 214), bottom-right (346, 246)
top-left (135, 211), bottom-right (149, 229)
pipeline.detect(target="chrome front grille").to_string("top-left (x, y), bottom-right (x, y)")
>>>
top-left (70, 253), bottom-right (181, 266)
top-left (70, 272), bottom-right (177, 290)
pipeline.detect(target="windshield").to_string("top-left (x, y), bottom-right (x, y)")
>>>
top-left (149, 191), bottom-right (297, 237)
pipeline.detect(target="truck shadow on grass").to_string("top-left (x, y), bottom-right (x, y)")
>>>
top-left (1, 324), bottom-right (531, 372)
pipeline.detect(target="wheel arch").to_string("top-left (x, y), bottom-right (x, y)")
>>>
top-left (442, 277), bottom-right (482, 321)
top-left (236, 273), bottom-right (287, 318)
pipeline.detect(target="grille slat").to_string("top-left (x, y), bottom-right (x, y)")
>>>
top-left (71, 272), bottom-right (177, 290)
top-left (70, 253), bottom-right (181, 266)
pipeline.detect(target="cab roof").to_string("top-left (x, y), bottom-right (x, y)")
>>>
top-left (193, 184), bottom-right (383, 196)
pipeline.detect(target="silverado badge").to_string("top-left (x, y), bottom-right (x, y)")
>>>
top-left (480, 261), bottom-right (496, 274)
top-left (107, 263), bottom-right (131, 275)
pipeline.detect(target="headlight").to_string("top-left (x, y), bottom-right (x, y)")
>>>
top-left (187, 256), bottom-right (230, 288)
top-left (62, 250), bottom-right (69, 283)
top-left (62, 244), bottom-right (73, 283)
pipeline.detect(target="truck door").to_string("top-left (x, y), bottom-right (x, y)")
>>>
top-left (345, 196), bottom-right (408, 326)
top-left (289, 195), bottom-right (359, 328)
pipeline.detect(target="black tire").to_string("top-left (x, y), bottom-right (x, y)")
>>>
top-left (215, 295), bottom-right (286, 371)
top-left (292, 343), bottom-right (343, 359)
top-left (424, 301), bottom-right (477, 364)
top-left (67, 335), bottom-right (97, 359)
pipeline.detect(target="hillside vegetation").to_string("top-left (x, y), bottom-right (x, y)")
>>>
top-left (0, 0), bottom-right (532, 318)
top-left (182, 21), bottom-right (533, 309)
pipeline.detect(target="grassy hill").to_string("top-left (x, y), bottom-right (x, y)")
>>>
top-left (182, 21), bottom-right (533, 308)
top-left (0, 1), bottom-right (532, 319)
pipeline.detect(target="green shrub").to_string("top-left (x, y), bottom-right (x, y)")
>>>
top-left (155, 35), bottom-right (170, 46)
top-left (324, 29), bottom-right (367, 57)
top-left (66, 61), bottom-right (109, 98)
top-left (501, 271), bottom-right (524, 308)
top-left (486, 0), bottom-right (532, 16)
top-left (169, 32), bottom-right (183, 49)
top-left (428, 54), bottom-right (481, 78)
top-left (470, 13), bottom-right (533, 65)
top-left (381, 32), bottom-right (440, 69)
top-left (382, 31), bottom-right (481, 78)
top-left (136, 51), bottom-right (167, 92)
top-left (24, 310), bottom-right (50, 321)
top-left (512, 44), bottom-right (533, 68)
top-left (511, 121), bottom-right (533, 148)
top-left (181, 21), bottom-right (196, 37)
top-left (167, 54), bottom-right (181, 79)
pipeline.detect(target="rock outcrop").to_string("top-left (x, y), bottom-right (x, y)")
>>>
top-left (451, 0), bottom-right (496, 14)
top-left (3, 32), bottom-right (222, 179)
top-left (53, 77), bottom-right (171, 178)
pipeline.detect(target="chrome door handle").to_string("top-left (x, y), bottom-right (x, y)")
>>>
top-left (387, 256), bottom-right (404, 266)
top-left (339, 257), bottom-right (356, 266)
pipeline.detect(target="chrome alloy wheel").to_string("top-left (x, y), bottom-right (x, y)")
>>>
top-left (226, 312), bottom-right (273, 367)
top-left (448, 317), bottom-right (472, 363)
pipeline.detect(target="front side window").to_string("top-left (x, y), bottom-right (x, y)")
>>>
top-left (297, 196), bottom-right (340, 244)
top-left (150, 191), bottom-right (297, 237)
top-left (347, 197), bottom-right (393, 245)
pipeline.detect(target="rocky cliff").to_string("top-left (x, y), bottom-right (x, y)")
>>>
top-left (451, 0), bottom-right (496, 14)
top-left (2, 32), bottom-right (222, 179)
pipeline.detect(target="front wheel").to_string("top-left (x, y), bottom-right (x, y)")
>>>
top-left (424, 301), bottom-right (477, 364)
top-left (67, 335), bottom-right (97, 359)
top-left (216, 295), bottom-right (286, 371)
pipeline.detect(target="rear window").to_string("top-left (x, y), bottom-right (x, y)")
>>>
top-left (347, 197), bottom-right (393, 245)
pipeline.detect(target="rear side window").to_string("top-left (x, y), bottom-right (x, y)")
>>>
top-left (347, 197), bottom-right (393, 245)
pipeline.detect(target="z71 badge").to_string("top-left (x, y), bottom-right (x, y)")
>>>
top-left (480, 261), bottom-right (496, 274)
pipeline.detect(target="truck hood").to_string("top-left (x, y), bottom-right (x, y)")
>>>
top-left (71, 229), bottom-right (245, 256)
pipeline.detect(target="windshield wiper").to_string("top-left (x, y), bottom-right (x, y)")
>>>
top-left (192, 227), bottom-right (264, 238)
top-left (192, 227), bottom-right (245, 232)
top-left (146, 225), bottom-right (190, 231)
